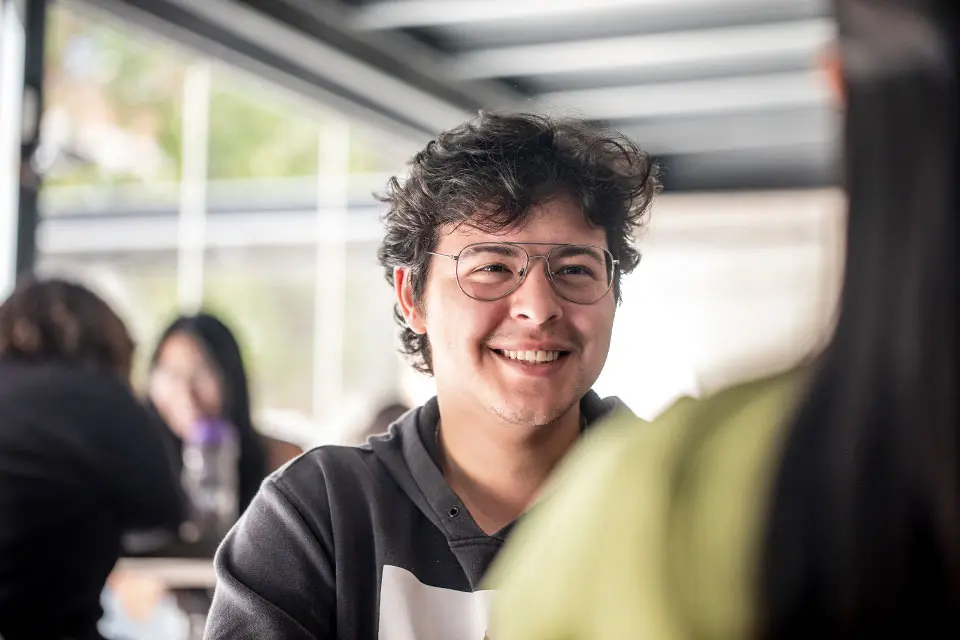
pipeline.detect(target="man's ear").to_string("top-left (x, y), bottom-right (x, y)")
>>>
top-left (395, 267), bottom-right (427, 335)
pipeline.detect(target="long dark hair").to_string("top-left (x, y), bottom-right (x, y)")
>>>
top-left (150, 312), bottom-right (267, 513)
top-left (760, 0), bottom-right (958, 635)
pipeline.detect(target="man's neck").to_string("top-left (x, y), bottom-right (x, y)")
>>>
top-left (435, 397), bottom-right (583, 535)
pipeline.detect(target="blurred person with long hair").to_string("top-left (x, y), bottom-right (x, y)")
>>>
top-left (147, 312), bottom-right (267, 519)
top-left (488, 0), bottom-right (958, 637)
top-left (0, 278), bottom-right (183, 640)
top-left (105, 313), bottom-right (270, 639)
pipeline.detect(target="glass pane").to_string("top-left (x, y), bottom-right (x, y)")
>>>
top-left (207, 68), bottom-right (318, 180)
top-left (203, 245), bottom-right (316, 423)
top-left (341, 241), bottom-right (402, 417)
top-left (42, 4), bottom-right (188, 189)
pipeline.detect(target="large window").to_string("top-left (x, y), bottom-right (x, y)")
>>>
top-left (203, 245), bottom-right (317, 421)
top-left (41, 3), bottom-right (186, 187)
top-left (36, 2), bottom-right (408, 443)
top-left (342, 240), bottom-right (406, 414)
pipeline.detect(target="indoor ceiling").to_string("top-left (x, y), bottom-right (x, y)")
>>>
top-left (82, 0), bottom-right (838, 190)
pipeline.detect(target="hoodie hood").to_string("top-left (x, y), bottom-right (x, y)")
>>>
top-left (368, 390), bottom-right (630, 587)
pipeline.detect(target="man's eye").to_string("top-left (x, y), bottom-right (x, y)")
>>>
top-left (556, 265), bottom-right (594, 277)
top-left (476, 264), bottom-right (511, 273)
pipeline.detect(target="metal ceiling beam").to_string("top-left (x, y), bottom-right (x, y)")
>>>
top-left (450, 19), bottom-right (833, 80)
top-left (246, 0), bottom-right (526, 115)
top-left (659, 143), bottom-right (834, 190)
top-left (538, 71), bottom-right (828, 121)
top-left (618, 107), bottom-right (836, 156)
top-left (167, 0), bottom-right (469, 129)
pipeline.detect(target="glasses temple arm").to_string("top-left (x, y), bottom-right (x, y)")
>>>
top-left (425, 251), bottom-right (459, 260)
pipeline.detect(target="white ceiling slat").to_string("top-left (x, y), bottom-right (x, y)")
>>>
top-left (449, 19), bottom-right (833, 80)
top-left (353, 0), bottom-right (680, 31)
top-left (538, 71), bottom-right (828, 121)
top-left (620, 108), bottom-right (836, 155)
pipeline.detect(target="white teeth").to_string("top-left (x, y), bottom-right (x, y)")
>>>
top-left (500, 349), bottom-right (561, 363)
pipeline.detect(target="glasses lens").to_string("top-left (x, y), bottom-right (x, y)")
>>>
top-left (456, 243), bottom-right (527, 300)
top-left (548, 245), bottom-right (614, 304)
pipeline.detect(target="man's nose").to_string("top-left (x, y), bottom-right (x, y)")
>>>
top-left (508, 258), bottom-right (563, 324)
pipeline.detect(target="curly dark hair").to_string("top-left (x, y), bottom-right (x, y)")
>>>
top-left (377, 111), bottom-right (660, 374)
top-left (0, 277), bottom-right (135, 380)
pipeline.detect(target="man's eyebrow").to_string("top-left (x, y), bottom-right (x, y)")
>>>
top-left (464, 244), bottom-right (520, 257)
top-left (551, 245), bottom-right (605, 260)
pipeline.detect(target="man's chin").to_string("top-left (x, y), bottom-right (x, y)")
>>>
top-left (490, 396), bottom-right (578, 428)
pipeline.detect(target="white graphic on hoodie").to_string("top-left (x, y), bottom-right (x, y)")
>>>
top-left (378, 565), bottom-right (493, 640)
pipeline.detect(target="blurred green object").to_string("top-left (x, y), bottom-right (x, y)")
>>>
top-left (487, 369), bottom-right (804, 639)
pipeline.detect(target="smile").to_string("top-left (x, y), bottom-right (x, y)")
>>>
top-left (492, 348), bottom-right (570, 364)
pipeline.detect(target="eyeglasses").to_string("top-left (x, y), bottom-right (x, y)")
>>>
top-left (427, 242), bottom-right (620, 305)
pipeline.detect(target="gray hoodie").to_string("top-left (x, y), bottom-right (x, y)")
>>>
top-left (205, 391), bottom-right (628, 640)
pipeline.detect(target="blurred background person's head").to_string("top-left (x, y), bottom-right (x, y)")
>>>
top-left (342, 400), bottom-right (410, 446)
top-left (761, 0), bottom-right (958, 634)
top-left (0, 277), bottom-right (135, 382)
top-left (149, 313), bottom-right (243, 440)
top-left (148, 312), bottom-right (267, 512)
top-left (368, 402), bottom-right (409, 436)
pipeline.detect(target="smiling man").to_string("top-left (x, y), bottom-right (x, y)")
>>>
top-left (205, 112), bottom-right (660, 640)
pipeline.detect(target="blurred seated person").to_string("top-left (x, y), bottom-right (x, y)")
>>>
top-left (147, 312), bottom-right (267, 526)
top-left (0, 278), bottom-right (183, 640)
top-left (342, 400), bottom-right (410, 446)
top-left (261, 434), bottom-right (304, 474)
top-left (103, 313), bottom-right (270, 638)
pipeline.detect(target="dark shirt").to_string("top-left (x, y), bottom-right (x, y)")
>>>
top-left (0, 361), bottom-right (184, 640)
top-left (205, 392), bottom-right (628, 639)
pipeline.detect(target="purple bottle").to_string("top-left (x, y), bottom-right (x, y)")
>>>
top-left (180, 417), bottom-right (239, 544)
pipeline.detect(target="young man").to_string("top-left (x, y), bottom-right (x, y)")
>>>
top-left (204, 112), bottom-right (659, 639)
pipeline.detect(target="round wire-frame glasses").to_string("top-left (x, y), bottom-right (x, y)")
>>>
top-left (426, 241), bottom-right (621, 305)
